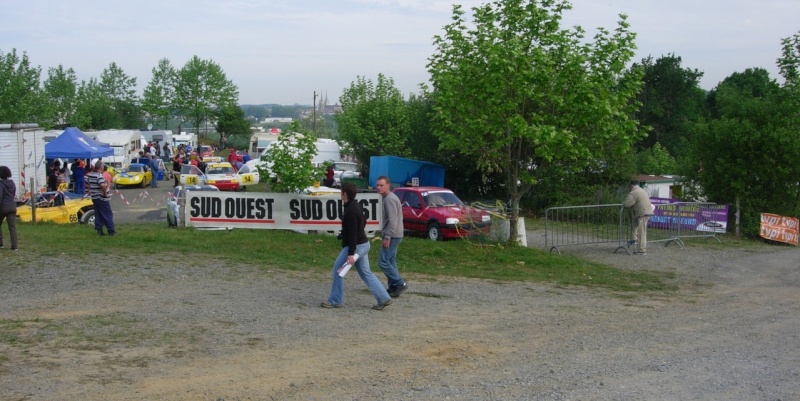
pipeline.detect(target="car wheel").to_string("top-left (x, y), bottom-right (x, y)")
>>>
top-left (80, 209), bottom-right (96, 226)
top-left (428, 222), bottom-right (443, 241)
top-left (141, 178), bottom-right (146, 188)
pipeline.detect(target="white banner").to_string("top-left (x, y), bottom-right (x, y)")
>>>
top-left (185, 191), bottom-right (382, 232)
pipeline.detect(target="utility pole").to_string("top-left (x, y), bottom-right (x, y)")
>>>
top-left (313, 91), bottom-right (317, 135)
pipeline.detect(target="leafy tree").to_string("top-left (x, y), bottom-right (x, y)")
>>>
top-left (632, 54), bottom-right (707, 155)
top-left (683, 68), bottom-right (800, 236)
top-left (335, 74), bottom-right (410, 172)
top-left (142, 58), bottom-right (176, 129)
top-left (98, 62), bottom-right (142, 128)
top-left (777, 31), bottom-right (800, 89)
top-left (41, 65), bottom-right (78, 128)
top-left (260, 121), bottom-right (324, 193)
top-left (73, 78), bottom-right (117, 130)
top-left (0, 48), bottom-right (43, 124)
top-left (174, 56), bottom-right (239, 138)
top-left (216, 103), bottom-right (251, 146)
top-left (427, 0), bottom-right (644, 240)
top-left (638, 142), bottom-right (677, 175)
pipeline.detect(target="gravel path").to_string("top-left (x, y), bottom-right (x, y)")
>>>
top-left (1, 231), bottom-right (798, 401)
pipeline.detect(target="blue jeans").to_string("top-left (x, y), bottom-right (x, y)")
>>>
top-left (327, 242), bottom-right (390, 306)
top-left (378, 237), bottom-right (404, 288)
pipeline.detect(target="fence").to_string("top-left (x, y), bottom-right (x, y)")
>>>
top-left (545, 202), bottom-right (724, 255)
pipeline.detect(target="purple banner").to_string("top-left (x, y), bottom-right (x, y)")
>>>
top-left (648, 198), bottom-right (730, 233)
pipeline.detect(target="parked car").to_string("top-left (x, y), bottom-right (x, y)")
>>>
top-left (179, 162), bottom-right (259, 191)
top-left (393, 187), bottom-right (491, 241)
top-left (111, 163), bottom-right (153, 188)
top-left (166, 185), bottom-right (220, 227)
top-left (331, 161), bottom-right (361, 188)
top-left (198, 145), bottom-right (214, 158)
top-left (16, 191), bottom-right (95, 225)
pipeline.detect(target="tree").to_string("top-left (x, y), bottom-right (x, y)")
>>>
top-left (174, 56), bottom-right (239, 138)
top-left (99, 62), bottom-right (142, 128)
top-left (142, 58), bottom-right (176, 129)
top-left (683, 68), bottom-right (800, 236)
top-left (216, 104), bottom-right (251, 147)
top-left (260, 121), bottom-right (323, 193)
top-left (73, 78), bottom-right (117, 130)
top-left (335, 74), bottom-right (410, 172)
top-left (0, 48), bottom-right (43, 124)
top-left (637, 142), bottom-right (677, 175)
top-left (631, 54), bottom-right (707, 156)
top-left (427, 0), bottom-right (644, 241)
top-left (41, 65), bottom-right (78, 128)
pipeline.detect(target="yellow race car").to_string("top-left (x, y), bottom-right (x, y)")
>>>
top-left (16, 191), bottom-right (95, 225)
top-left (112, 163), bottom-right (153, 188)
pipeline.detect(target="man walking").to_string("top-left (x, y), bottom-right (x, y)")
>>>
top-left (376, 176), bottom-right (407, 297)
top-left (623, 180), bottom-right (654, 255)
top-left (86, 161), bottom-right (116, 236)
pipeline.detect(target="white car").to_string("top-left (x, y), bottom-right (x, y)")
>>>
top-left (166, 185), bottom-right (220, 227)
top-left (331, 161), bottom-right (361, 187)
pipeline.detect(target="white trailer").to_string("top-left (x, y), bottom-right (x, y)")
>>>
top-left (173, 132), bottom-right (197, 150)
top-left (0, 123), bottom-right (47, 201)
top-left (93, 130), bottom-right (143, 168)
top-left (142, 130), bottom-right (173, 155)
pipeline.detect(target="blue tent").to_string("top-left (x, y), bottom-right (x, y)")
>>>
top-left (45, 127), bottom-right (114, 159)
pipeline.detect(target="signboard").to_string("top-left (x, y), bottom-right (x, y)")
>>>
top-left (648, 198), bottom-right (729, 233)
top-left (759, 213), bottom-right (798, 245)
top-left (185, 191), bottom-right (382, 231)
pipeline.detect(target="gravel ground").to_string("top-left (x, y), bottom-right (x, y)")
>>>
top-left (1, 231), bottom-right (799, 401)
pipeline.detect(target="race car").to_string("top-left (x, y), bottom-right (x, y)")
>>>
top-left (16, 191), bottom-right (95, 225)
top-left (112, 163), bottom-right (153, 188)
top-left (179, 162), bottom-right (259, 191)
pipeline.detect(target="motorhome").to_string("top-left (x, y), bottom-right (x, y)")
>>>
top-left (173, 132), bottom-right (198, 151)
top-left (249, 128), bottom-right (280, 158)
top-left (93, 130), bottom-right (143, 168)
top-left (0, 123), bottom-right (47, 200)
top-left (142, 130), bottom-right (173, 155)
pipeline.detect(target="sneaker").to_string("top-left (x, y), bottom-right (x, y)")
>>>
top-left (627, 240), bottom-right (636, 245)
top-left (389, 283), bottom-right (408, 298)
top-left (320, 302), bottom-right (342, 309)
top-left (11, 248), bottom-right (18, 251)
top-left (633, 251), bottom-right (647, 256)
top-left (372, 298), bottom-right (393, 310)
top-left (0, 245), bottom-right (4, 249)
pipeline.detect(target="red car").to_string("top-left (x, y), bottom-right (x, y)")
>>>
top-left (393, 187), bottom-right (491, 241)
top-left (198, 145), bottom-right (215, 158)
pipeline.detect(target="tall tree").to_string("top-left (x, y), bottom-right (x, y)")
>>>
top-left (142, 58), bottom-right (176, 129)
top-left (73, 78), bottom-right (117, 130)
top-left (99, 62), bottom-right (142, 128)
top-left (684, 68), bottom-right (800, 236)
top-left (42, 65), bottom-right (78, 128)
top-left (0, 48), bottom-right (43, 124)
top-left (427, 0), bottom-right (643, 240)
top-left (632, 54), bottom-right (707, 155)
top-left (335, 74), bottom-right (410, 172)
top-left (174, 56), bottom-right (239, 138)
top-left (260, 121), bottom-right (324, 193)
top-left (215, 103), bottom-right (251, 146)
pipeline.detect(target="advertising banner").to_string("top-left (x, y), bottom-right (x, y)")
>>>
top-left (759, 213), bottom-right (799, 246)
top-left (648, 198), bottom-right (729, 233)
top-left (185, 191), bottom-right (382, 232)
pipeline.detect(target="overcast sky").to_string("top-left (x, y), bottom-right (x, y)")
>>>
top-left (2, 0), bottom-right (798, 105)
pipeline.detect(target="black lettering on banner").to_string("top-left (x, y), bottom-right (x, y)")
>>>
top-left (296, 199), bottom-right (324, 220)
top-left (225, 198), bottom-right (235, 218)
top-left (326, 200), bottom-right (340, 220)
top-left (263, 198), bottom-right (274, 220)
top-left (359, 198), bottom-right (380, 221)
top-left (255, 199), bottom-right (265, 219)
top-left (210, 197), bottom-right (222, 217)
top-left (190, 197), bottom-right (200, 217)
top-left (289, 199), bottom-right (300, 219)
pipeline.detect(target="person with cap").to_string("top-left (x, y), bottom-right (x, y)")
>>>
top-left (623, 180), bottom-right (654, 255)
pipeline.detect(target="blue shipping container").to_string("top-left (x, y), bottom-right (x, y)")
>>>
top-left (369, 156), bottom-right (445, 188)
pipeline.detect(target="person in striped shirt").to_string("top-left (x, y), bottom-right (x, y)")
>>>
top-left (85, 161), bottom-right (116, 236)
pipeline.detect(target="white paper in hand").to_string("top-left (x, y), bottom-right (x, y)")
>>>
top-left (337, 254), bottom-right (360, 277)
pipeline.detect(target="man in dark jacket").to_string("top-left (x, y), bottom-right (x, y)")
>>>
top-left (321, 183), bottom-right (392, 310)
top-left (0, 165), bottom-right (19, 250)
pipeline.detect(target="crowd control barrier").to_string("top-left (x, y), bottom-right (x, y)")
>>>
top-left (545, 202), bottom-right (724, 255)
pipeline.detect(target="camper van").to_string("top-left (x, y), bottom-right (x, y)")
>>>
top-left (94, 130), bottom-right (143, 168)
top-left (142, 130), bottom-right (173, 155)
top-left (173, 132), bottom-right (198, 151)
top-left (249, 129), bottom-right (280, 158)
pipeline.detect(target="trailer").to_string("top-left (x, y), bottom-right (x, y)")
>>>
top-left (0, 123), bottom-right (47, 201)
top-left (93, 130), bottom-right (144, 168)
top-left (368, 156), bottom-right (445, 189)
top-left (173, 132), bottom-right (197, 151)
top-left (141, 130), bottom-right (173, 155)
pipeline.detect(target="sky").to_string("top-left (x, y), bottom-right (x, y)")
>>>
top-left (2, 0), bottom-right (798, 105)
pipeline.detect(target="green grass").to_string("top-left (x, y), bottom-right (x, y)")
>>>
top-left (10, 221), bottom-right (678, 293)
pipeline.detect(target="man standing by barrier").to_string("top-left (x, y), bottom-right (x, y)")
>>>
top-left (623, 180), bottom-right (653, 255)
top-left (86, 161), bottom-right (116, 236)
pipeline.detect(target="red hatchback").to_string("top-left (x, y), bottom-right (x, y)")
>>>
top-left (393, 187), bottom-right (491, 241)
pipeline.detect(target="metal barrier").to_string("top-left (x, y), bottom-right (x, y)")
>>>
top-left (546, 202), bottom-right (724, 255)
top-left (545, 204), bottom-right (627, 255)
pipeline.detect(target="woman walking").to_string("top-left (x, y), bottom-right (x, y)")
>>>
top-left (0, 166), bottom-right (19, 250)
